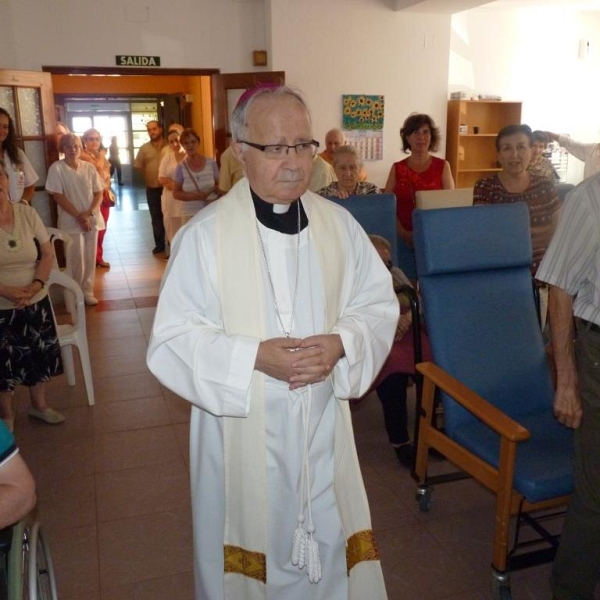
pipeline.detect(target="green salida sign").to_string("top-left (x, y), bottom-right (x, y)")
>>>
top-left (116, 55), bottom-right (161, 67)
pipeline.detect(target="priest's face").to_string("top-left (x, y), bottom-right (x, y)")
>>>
top-left (236, 95), bottom-right (314, 204)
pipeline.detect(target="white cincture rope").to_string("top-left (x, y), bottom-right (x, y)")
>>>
top-left (291, 386), bottom-right (322, 583)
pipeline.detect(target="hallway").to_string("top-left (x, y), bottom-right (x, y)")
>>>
top-left (11, 185), bottom-right (555, 599)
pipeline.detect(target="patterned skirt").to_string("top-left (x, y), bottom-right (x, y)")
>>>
top-left (0, 296), bottom-right (63, 392)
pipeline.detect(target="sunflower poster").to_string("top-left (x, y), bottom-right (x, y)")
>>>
top-left (342, 94), bottom-right (384, 131)
top-left (342, 94), bottom-right (384, 161)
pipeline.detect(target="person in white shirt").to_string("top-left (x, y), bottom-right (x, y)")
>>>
top-left (0, 108), bottom-right (38, 204)
top-left (537, 172), bottom-right (600, 600)
top-left (45, 134), bottom-right (104, 306)
top-left (147, 85), bottom-right (397, 600)
top-left (158, 125), bottom-right (186, 247)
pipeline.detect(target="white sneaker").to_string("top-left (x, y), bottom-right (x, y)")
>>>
top-left (84, 294), bottom-right (99, 306)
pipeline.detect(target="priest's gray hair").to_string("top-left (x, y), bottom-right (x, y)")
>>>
top-left (231, 85), bottom-right (312, 143)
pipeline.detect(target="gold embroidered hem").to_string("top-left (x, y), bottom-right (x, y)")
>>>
top-left (224, 545), bottom-right (267, 583)
top-left (346, 529), bottom-right (380, 574)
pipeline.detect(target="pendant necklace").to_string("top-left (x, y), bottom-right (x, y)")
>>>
top-left (0, 205), bottom-right (22, 253)
top-left (256, 200), bottom-right (302, 338)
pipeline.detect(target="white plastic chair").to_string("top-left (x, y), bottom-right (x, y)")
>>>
top-left (46, 227), bottom-right (76, 320)
top-left (47, 269), bottom-right (95, 406)
top-left (46, 227), bottom-right (73, 275)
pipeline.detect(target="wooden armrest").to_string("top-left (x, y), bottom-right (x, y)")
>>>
top-left (416, 361), bottom-right (530, 443)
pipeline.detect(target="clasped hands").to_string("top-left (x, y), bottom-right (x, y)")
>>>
top-left (3, 283), bottom-right (42, 309)
top-left (255, 334), bottom-right (344, 391)
top-left (76, 211), bottom-right (93, 232)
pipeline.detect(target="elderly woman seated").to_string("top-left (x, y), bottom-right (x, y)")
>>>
top-left (369, 234), bottom-right (432, 469)
top-left (317, 145), bottom-right (379, 199)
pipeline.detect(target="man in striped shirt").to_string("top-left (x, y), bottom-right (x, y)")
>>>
top-left (537, 174), bottom-right (600, 600)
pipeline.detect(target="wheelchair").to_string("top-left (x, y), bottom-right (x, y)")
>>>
top-left (0, 517), bottom-right (58, 599)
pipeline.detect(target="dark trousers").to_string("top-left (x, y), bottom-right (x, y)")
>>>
top-left (109, 160), bottom-right (122, 184)
top-left (376, 372), bottom-right (409, 445)
top-left (552, 321), bottom-right (600, 600)
top-left (146, 187), bottom-right (165, 251)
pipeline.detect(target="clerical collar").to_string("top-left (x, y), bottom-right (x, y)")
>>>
top-left (251, 188), bottom-right (308, 234)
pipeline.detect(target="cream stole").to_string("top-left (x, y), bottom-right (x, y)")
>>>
top-left (216, 180), bottom-right (388, 600)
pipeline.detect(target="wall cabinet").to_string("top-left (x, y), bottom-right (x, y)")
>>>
top-left (445, 100), bottom-right (522, 188)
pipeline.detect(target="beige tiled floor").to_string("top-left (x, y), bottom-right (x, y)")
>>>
top-left (10, 186), bottom-right (559, 599)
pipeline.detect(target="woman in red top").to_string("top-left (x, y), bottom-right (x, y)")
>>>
top-left (384, 113), bottom-right (454, 279)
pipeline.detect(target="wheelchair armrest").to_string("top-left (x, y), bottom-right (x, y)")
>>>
top-left (416, 361), bottom-right (530, 443)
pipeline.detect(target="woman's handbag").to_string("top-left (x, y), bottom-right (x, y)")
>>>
top-left (102, 188), bottom-right (115, 207)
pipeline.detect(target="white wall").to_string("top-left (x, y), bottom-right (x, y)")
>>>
top-left (450, 5), bottom-right (600, 183)
top-left (2, 0), bottom-right (452, 186)
top-left (3, 0), bottom-right (267, 74)
top-left (269, 0), bottom-right (452, 186)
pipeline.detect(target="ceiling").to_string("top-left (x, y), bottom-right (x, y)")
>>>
top-left (394, 0), bottom-right (600, 12)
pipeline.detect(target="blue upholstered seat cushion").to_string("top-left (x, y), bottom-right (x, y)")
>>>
top-left (451, 411), bottom-right (574, 503)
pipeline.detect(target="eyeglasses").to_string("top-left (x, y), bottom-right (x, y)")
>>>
top-left (86, 137), bottom-right (100, 141)
top-left (239, 139), bottom-right (319, 159)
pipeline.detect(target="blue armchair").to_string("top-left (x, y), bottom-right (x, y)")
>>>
top-left (412, 202), bottom-right (573, 598)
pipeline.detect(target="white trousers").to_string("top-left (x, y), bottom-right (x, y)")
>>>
top-left (166, 216), bottom-right (184, 244)
top-left (68, 230), bottom-right (98, 296)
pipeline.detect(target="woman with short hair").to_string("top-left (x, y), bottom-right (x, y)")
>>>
top-left (0, 159), bottom-right (64, 432)
top-left (172, 128), bottom-right (219, 224)
top-left (317, 145), bottom-right (379, 199)
top-left (158, 126), bottom-right (186, 243)
top-left (80, 128), bottom-right (113, 268)
top-left (384, 113), bottom-right (454, 280)
top-left (528, 130), bottom-right (558, 181)
top-left (45, 134), bottom-right (104, 305)
top-left (474, 124), bottom-right (560, 273)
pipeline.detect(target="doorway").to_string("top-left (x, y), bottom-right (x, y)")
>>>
top-left (45, 66), bottom-right (286, 166)
top-left (62, 98), bottom-right (165, 186)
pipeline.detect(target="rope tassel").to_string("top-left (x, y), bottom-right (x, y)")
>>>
top-left (290, 387), bottom-right (322, 582)
top-left (291, 516), bottom-right (307, 568)
top-left (306, 529), bottom-right (322, 583)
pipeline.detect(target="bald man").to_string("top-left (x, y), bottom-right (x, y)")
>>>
top-left (320, 129), bottom-right (367, 182)
top-left (319, 129), bottom-right (344, 166)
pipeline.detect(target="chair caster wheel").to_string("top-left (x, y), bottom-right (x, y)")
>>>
top-left (416, 485), bottom-right (432, 512)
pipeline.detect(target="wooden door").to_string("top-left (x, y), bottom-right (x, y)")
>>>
top-left (162, 93), bottom-right (187, 131)
top-left (0, 70), bottom-right (56, 224)
top-left (211, 71), bottom-right (285, 163)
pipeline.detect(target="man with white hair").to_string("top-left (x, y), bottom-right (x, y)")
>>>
top-left (319, 128), bottom-right (367, 183)
top-left (319, 128), bottom-right (345, 167)
top-left (147, 85), bottom-right (396, 599)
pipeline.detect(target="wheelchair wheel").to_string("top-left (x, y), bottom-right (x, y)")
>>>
top-left (7, 519), bottom-right (58, 600)
top-left (7, 519), bottom-right (27, 600)
top-left (28, 522), bottom-right (58, 600)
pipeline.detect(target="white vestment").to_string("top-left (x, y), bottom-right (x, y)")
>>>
top-left (147, 180), bottom-right (398, 600)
